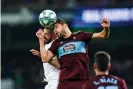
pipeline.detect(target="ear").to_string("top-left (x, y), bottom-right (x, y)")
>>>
top-left (63, 24), bottom-right (67, 28)
top-left (107, 63), bottom-right (111, 71)
top-left (93, 63), bottom-right (97, 70)
top-left (93, 63), bottom-right (98, 74)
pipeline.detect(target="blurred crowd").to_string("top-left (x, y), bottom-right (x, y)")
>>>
top-left (2, 0), bottom-right (133, 10)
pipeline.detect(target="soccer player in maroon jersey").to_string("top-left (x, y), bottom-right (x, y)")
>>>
top-left (84, 51), bottom-right (128, 89)
top-left (36, 18), bottom-right (110, 89)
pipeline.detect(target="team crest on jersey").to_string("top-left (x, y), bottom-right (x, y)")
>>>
top-left (63, 44), bottom-right (76, 52)
top-left (73, 36), bottom-right (76, 40)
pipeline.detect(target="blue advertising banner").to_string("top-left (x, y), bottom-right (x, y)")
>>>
top-left (72, 7), bottom-right (133, 28)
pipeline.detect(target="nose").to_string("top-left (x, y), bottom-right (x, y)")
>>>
top-left (43, 34), bottom-right (47, 39)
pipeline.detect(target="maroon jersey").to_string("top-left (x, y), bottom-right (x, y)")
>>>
top-left (49, 31), bottom-right (92, 81)
top-left (84, 75), bottom-right (128, 89)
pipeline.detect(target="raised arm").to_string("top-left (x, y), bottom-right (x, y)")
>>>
top-left (39, 38), bottom-right (60, 68)
top-left (121, 79), bottom-right (128, 89)
top-left (92, 18), bottom-right (110, 39)
top-left (39, 40), bottom-right (54, 62)
top-left (36, 29), bottom-right (55, 63)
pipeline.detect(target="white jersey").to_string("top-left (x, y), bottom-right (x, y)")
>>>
top-left (43, 41), bottom-right (60, 89)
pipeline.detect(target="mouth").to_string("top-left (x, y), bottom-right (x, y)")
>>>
top-left (55, 32), bottom-right (59, 36)
top-left (44, 37), bottom-right (48, 41)
top-left (55, 33), bottom-right (58, 37)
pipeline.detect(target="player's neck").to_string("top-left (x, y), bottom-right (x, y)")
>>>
top-left (52, 36), bottom-right (56, 41)
top-left (64, 28), bottom-right (72, 38)
top-left (52, 33), bottom-right (58, 41)
top-left (96, 71), bottom-right (109, 76)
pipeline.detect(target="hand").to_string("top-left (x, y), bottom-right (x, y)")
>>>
top-left (36, 29), bottom-right (44, 40)
top-left (101, 18), bottom-right (110, 28)
top-left (30, 49), bottom-right (40, 57)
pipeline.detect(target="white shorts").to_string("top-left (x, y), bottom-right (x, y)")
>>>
top-left (45, 84), bottom-right (58, 89)
top-left (44, 72), bottom-right (60, 89)
top-left (44, 80), bottom-right (59, 89)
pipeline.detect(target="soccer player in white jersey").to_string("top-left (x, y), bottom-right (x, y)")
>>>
top-left (30, 27), bottom-right (60, 89)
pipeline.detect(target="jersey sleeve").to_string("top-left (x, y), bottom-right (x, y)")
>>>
top-left (122, 79), bottom-right (128, 89)
top-left (83, 80), bottom-right (94, 89)
top-left (79, 31), bottom-right (93, 42)
top-left (48, 40), bottom-right (59, 55)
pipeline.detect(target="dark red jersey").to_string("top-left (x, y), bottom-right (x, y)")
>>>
top-left (49, 31), bottom-right (92, 81)
top-left (84, 75), bottom-right (128, 89)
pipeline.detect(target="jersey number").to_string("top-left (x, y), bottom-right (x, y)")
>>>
top-left (98, 86), bottom-right (118, 89)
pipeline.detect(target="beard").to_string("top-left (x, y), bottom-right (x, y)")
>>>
top-left (44, 37), bottom-right (52, 44)
top-left (58, 29), bottom-right (66, 39)
top-left (59, 33), bottom-right (65, 39)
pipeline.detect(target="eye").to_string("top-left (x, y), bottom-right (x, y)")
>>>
top-left (55, 26), bottom-right (57, 29)
top-left (54, 25), bottom-right (59, 29)
top-left (44, 33), bottom-right (48, 36)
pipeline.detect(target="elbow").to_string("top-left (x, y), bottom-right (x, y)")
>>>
top-left (104, 30), bottom-right (110, 38)
top-left (41, 56), bottom-right (49, 63)
top-left (106, 35), bottom-right (110, 38)
top-left (100, 30), bottom-right (110, 39)
top-left (104, 35), bottom-right (109, 39)
top-left (105, 33), bottom-right (110, 38)
top-left (98, 35), bottom-right (106, 39)
top-left (101, 34), bottom-right (110, 39)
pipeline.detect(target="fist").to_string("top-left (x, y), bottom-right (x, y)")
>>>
top-left (36, 29), bottom-right (44, 40)
top-left (101, 18), bottom-right (110, 28)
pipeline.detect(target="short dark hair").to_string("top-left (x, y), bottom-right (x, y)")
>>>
top-left (94, 51), bottom-right (111, 71)
top-left (54, 17), bottom-right (67, 25)
top-left (44, 27), bottom-right (53, 33)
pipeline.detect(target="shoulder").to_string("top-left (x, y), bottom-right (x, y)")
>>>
top-left (48, 39), bottom-right (61, 54)
top-left (45, 41), bottom-right (53, 48)
top-left (110, 75), bottom-right (126, 84)
top-left (74, 31), bottom-right (92, 35)
top-left (73, 31), bottom-right (81, 34)
top-left (87, 76), bottom-right (98, 85)
top-left (110, 75), bottom-right (122, 80)
top-left (73, 31), bottom-right (86, 34)
top-left (50, 38), bottom-right (61, 47)
top-left (52, 38), bottom-right (61, 44)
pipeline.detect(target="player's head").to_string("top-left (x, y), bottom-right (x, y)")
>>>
top-left (53, 18), bottom-right (68, 38)
top-left (94, 51), bottom-right (111, 75)
top-left (43, 27), bottom-right (56, 44)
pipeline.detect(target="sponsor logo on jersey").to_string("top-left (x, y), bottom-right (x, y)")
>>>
top-left (63, 44), bottom-right (76, 52)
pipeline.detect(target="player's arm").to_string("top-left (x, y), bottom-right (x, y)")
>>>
top-left (30, 49), bottom-right (40, 57)
top-left (48, 56), bottom-right (60, 68)
top-left (92, 18), bottom-right (110, 39)
top-left (36, 29), bottom-right (55, 63)
top-left (122, 79), bottom-right (128, 89)
top-left (30, 49), bottom-right (60, 68)
top-left (39, 40), bottom-right (54, 63)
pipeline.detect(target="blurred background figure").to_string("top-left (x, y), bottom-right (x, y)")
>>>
top-left (1, 0), bottom-right (133, 89)
top-left (85, 51), bottom-right (128, 89)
